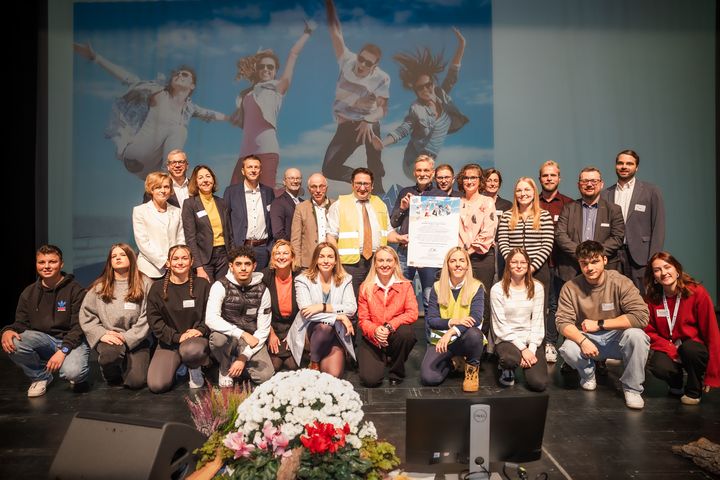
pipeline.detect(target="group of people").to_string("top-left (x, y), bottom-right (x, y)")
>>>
top-left (74, 0), bottom-right (471, 195)
top-left (3, 147), bottom-right (718, 412)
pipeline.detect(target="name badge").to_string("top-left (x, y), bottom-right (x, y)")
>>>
top-left (634, 204), bottom-right (646, 212)
top-left (266, 205), bottom-right (271, 212)
top-left (656, 308), bottom-right (668, 317)
top-left (123, 302), bottom-right (137, 311)
top-left (600, 223), bottom-right (610, 227)
top-left (601, 302), bottom-right (614, 311)
top-left (246, 307), bottom-right (258, 316)
top-left (183, 299), bottom-right (195, 308)
top-left (196, 210), bottom-right (208, 218)
top-left (553, 214), bottom-right (559, 222)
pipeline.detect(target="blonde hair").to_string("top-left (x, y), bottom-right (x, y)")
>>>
top-left (360, 246), bottom-right (408, 297)
top-left (269, 239), bottom-right (299, 271)
top-left (437, 247), bottom-right (481, 307)
top-left (144, 171), bottom-right (173, 195)
top-left (508, 177), bottom-right (541, 230)
top-left (538, 160), bottom-right (560, 177)
top-left (304, 243), bottom-right (348, 287)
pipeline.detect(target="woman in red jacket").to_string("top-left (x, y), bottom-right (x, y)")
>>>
top-left (644, 251), bottom-right (720, 405)
top-left (357, 246), bottom-right (418, 387)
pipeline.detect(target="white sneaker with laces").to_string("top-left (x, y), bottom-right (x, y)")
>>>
top-left (624, 390), bottom-right (644, 409)
top-left (188, 367), bottom-right (204, 389)
top-left (28, 376), bottom-right (53, 398)
top-left (545, 344), bottom-right (558, 363)
top-left (218, 372), bottom-right (234, 388)
top-left (580, 372), bottom-right (597, 391)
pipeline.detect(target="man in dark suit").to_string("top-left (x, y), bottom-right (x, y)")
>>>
top-left (270, 168), bottom-right (303, 241)
top-left (555, 167), bottom-right (625, 282)
top-left (223, 155), bottom-right (275, 269)
top-left (142, 149), bottom-right (189, 208)
top-left (601, 149), bottom-right (665, 290)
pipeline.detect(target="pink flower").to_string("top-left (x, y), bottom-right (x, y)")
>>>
top-left (223, 432), bottom-right (256, 459)
top-left (272, 431), bottom-right (290, 456)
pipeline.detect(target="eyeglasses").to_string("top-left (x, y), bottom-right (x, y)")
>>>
top-left (168, 160), bottom-right (187, 165)
top-left (353, 182), bottom-right (372, 187)
top-left (357, 55), bottom-right (375, 68)
top-left (436, 175), bottom-right (453, 181)
top-left (510, 260), bottom-right (528, 266)
top-left (309, 185), bottom-right (327, 190)
top-left (285, 177), bottom-right (302, 181)
top-left (414, 80), bottom-right (434, 92)
top-left (463, 176), bottom-right (480, 181)
top-left (174, 71), bottom-right (192, 78)
top-left (579, 179), bottom-right (601, 185)
top-left (257, 63), bottom-right (276, 71)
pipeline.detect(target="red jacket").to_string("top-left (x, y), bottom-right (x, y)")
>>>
top-left (645, 283), bottom-right (720, 387)
top-left (358, 280), bottom-right (418, 347)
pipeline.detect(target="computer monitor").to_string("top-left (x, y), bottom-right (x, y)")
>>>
top-left (405, 392), bottom-right (549, 477)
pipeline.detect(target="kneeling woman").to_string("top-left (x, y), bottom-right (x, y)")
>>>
top-left (80, 243), bottom-right (151, 389)
top-left (262, 240), bottom-right (301, 372)
top-left (357, 247), bottom-right (418, 387)
top-left (490, 248), bottom-right (547, 391)
top-left (288, 243), bottom-right (356, 378)
top-left (645, 252), bottom-right (720, 405)
top-left (146, 245), bottom-right (211, 393)
top-left (421, 247), bottom-right (485, 392)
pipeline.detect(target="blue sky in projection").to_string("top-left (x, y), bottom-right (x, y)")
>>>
top-left (72, 0), bottom-right (493, 219)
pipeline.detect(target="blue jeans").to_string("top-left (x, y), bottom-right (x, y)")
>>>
top-left (398, 249), bottom-right (438, 314)
top-left (558, 328), bottom-right (649, 393)
top-left (8, 330), bottom-right (90, 383)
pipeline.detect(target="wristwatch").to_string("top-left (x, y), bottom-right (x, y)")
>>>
top-left (597, 320), bottom-right (605, 331)
top-left (60, 346), bottom-right (70, 355)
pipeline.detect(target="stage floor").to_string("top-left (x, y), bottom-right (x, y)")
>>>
top-left (1, 328), bottom-right (718, 480)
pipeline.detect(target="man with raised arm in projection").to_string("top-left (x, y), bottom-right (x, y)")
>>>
top-left (321, 0), bottom-right (390, 194)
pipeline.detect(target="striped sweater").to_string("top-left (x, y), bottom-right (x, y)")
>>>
top-left (497, 210), bottom-right (554, 271)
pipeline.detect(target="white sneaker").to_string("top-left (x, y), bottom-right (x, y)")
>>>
top-left (680, 394), bottom-right (701, 405)
top-left (188, 367), bottom-right (204, 389)
top-left (580, 372), bottom-right (597, 391)
top-left (218, 372), bottom-right (234, 388)
top-left (545, 344), bottom-right (558, 363)
top-left (624, 390), bottom-right (645, 409)
top-left (28, 376), bottom-right (53, 398)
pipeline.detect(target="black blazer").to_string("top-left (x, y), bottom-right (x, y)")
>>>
top-left (223, 182), bottom-right (275, 246)
top-left (555, 198), bottom-right (625, 281)
top-left (261, 268), bottom-right (300, 340)
top-left (270, 192), bottom-right (300, 241)
top-left (181, 195), bottom-right (233, 268)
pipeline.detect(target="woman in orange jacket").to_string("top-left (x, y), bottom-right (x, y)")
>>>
top-left (357, 246), bottom-right (419, 387)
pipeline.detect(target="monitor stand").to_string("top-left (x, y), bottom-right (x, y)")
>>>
top-left (469, 404), bottom-right (502, 480)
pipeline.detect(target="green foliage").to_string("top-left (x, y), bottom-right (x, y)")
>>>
top-left (193, 431), bottom-right (233, 470)
top-left (226, 450), bottom-right (280, 480)
top-left (361, 438), bottom-right (401, 480)
top-left (297, 445), bottom-right (373, 480)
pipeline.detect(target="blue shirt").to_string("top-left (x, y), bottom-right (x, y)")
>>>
top-left (582, 201), bottom-right (599, 241)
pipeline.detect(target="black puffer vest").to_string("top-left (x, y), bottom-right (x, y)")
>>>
top-left (219, 278), bottom-right (266, 333)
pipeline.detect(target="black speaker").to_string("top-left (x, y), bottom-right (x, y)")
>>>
top-left (48, 412), bottom-right (206, 480)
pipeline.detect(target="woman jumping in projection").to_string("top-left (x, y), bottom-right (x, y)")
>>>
top-left (229, 21), bottom-right (314, 189)
top-left (74, 43), bottom-right (231, 180)
top-left (375, 28), bottom-right (468, 180)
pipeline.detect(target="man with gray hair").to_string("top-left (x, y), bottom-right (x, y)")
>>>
top-left (270, 168), bottom-right (304, 241)
top-left (291, 173), bottom-right (333, 269)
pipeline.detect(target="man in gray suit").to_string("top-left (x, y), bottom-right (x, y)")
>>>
top-left (602, 149), bottom-right (665, 290)
top-left (555, 167), bottom-right (625, 282)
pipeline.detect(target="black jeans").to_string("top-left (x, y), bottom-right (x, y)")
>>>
top-left (322, 121), bottom-right (385, 192)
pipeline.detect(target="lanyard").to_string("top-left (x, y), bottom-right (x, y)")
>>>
top-left (661, 292), bottom-right (681, 340)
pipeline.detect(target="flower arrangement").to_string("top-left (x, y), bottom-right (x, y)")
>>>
top-left (187, 369), bottom-right (400, 480)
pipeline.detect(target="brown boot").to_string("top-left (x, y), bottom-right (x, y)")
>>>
top-left (463, 363), bottom-right (480, 392)
top-left (309, 361), bottom-right (320, 371)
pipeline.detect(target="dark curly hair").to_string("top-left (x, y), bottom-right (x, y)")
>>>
top-left (393, 47), bottom-right (446, 91)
